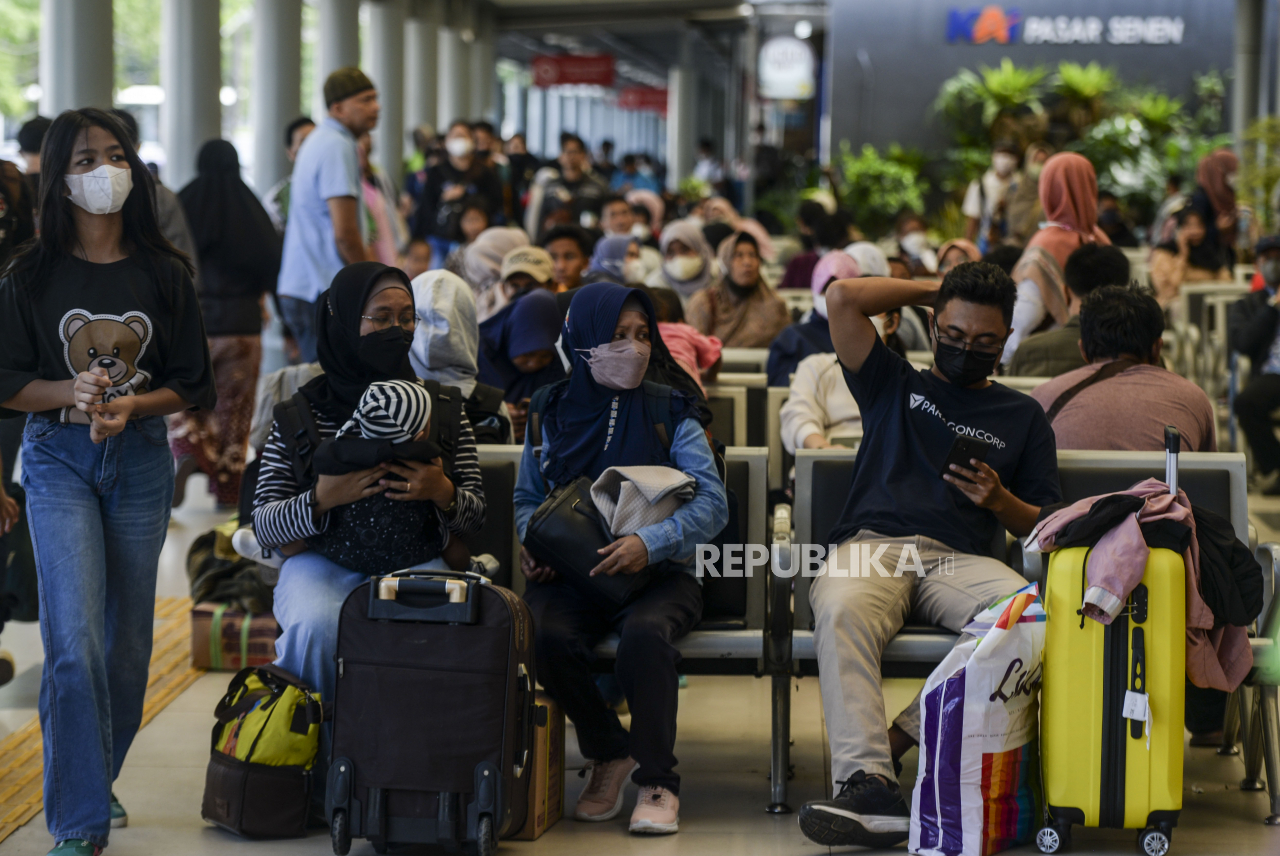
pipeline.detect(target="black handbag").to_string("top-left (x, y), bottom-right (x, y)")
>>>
top-left (524, 476), bottom-right (652, 608)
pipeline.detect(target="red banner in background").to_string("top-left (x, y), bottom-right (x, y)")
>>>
top-left (531, 54), bottom-right (615, 88)
top-left (617, 87), bottom-right (668, 113)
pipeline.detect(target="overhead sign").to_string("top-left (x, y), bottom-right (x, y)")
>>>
top-left (947, 7), bottom-right (1185, 45)
top-left (758, 36), bottom-right (815, 100)
top-left (618, 87), bottom-right (668, 113)
top-left (530, 54), bottom-right (615, 88)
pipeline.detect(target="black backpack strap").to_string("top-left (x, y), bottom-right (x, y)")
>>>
top-left (641, 381), bottom-right (676, 452)
top-left (271, 394), bottom-right (323, 489)
top-left (420, 379), bottom-right (458, 480)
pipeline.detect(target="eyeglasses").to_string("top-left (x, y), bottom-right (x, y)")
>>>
top-left (933, 321), bottom-right (1006, 357)
top-left (360, 312), bottom-right (417, 332)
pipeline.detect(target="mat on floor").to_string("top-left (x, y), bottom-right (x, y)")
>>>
top-left (0, 597), bottom-right (202, 844)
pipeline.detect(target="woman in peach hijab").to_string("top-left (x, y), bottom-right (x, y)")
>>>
top-left (935, 238), bottom-right (982, 276)
top-left (1001, 152), bottom-right (1110, 367)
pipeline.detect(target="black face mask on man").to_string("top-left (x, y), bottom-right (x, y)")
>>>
top-left (358, 326), bottom-right (413, 374)
top-left (933, 325), bottom-right (1002, 387)
top-left (1261, 256), bottom-right (1280, 287)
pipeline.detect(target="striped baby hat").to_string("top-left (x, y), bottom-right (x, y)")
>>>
top-left (338, 379), bottom-right (433, 442)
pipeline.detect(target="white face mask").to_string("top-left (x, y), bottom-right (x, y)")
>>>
top-left (631, 223), bottom-right (652, 241)
top-left (65, 164), bottom-right (133, 215)
top-left (664, 254), bottom-right (704, 282)
top-left (900, 230), bottom-right (929, 257)
top-left (622, 259), bottom-right (646, 283)
top-left (445, 137), bottom-right (474, 158)
top-left (992, 152), bottom-right (1018, 177)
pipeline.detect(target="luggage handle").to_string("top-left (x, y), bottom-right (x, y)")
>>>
top-left (1164, 425), bottom-right (1179, 496)
top-left (366, 574), bottom-right (482, 624)
top-left (377, 577), bottom-right (468, 603)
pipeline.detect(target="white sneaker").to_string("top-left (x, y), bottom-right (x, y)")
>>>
top-left (232, 526), bottom-right (285, 572)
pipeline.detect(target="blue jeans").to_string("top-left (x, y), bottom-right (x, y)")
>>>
top-left (277, 296), bottom-right (319, 364)
top-left (273, 551), bottom-right (449, 790)
top-left (21, 414), bottom-right (174, 847)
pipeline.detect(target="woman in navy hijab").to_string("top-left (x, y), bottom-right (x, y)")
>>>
top-left (476, 287), bottom-right (566, 441)
top-left (513, 282), bottom-right (727, 836)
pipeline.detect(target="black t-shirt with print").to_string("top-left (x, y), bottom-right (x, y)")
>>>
top-left (828, 336), bottom-right (1061, 556)
top-left (0, 253), bottom-right (216, 420)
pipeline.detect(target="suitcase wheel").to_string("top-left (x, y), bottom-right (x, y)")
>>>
top-left (1138, 827), bottom-right (1171, 856)
top-left (469, 814), bottom-right (495, 856)
top-left (1036, 823), bottom-right (1070, 854)
top-left (330, 809), bottom-right (350, 856)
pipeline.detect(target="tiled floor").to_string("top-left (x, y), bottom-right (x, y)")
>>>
top-left (0, 477), bottom-right (1277, 854)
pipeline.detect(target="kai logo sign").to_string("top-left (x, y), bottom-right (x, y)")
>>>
top-left (947, 5), bottom-right (1023, 44)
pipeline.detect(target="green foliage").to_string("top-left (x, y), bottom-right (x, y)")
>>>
top-left (678, 175), bottom-right (711, 201)
top-left (115, 0), bottom-right (161, 89)
top-left (932, 59), bottom-right (1048, 148)
top-left (837, 142), bottom-right (929, 237)
top-left (1192, 70), bottom-right (1227, 133)
top-left (1240, 117), bottom-right (1280, 234)
top-left (1053, 61), bottom-right (1117, 103)
top-left (0, 0), bottom-right (40, 121)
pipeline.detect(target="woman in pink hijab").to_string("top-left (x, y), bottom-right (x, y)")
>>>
top-left (1002, 152), bottom-right (1110, 366)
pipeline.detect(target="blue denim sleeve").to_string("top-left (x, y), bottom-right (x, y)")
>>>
top-left (513, 435), bottom-right (547, 543)
top-left (634, 418), bottom-right (729, 565)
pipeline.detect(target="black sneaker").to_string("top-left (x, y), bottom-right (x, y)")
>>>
top-left (798, 770), bottom-right (910, 848)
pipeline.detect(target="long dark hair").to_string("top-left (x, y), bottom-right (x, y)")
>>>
top-left (2, 107), bottom-right (192, 292)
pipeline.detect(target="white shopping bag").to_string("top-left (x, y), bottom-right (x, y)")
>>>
top-left (909, 583), bottom-right (1046, 856)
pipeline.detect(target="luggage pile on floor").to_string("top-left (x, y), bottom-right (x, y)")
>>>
top-left (187, 519), bottom-right (282, 671)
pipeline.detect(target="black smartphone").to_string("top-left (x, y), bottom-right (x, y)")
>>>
top-left (939, 435), bottom-right (991, 482)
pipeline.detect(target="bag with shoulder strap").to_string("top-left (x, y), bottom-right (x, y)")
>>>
top-left (201, 664), bottom-right (324, 839)
top-left (466, 382), bottom-right (512, 445)
top-left (522, 381), bottom-right (720, 607)
top-left (1043, 358), bottom-right (1138, 425)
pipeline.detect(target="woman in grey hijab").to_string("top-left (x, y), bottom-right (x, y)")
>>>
top-left (410, 269), bottom-right (514, 443)
top-left (463, 226), bottom-right (530, 322)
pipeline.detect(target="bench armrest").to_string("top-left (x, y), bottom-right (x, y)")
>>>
top-left (766, 504), bottom-right (794, 674)
top-left (1252, 543), bottom-right (1280, 685)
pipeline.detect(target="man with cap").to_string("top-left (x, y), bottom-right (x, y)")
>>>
top-left (17, 115), bottom-right (52, 204)
top-left (499, 245), bottom-right (555, 303)
top-left (277, 67), bottom-right (380, 362)
top-left (1230, 234), bottom-right (1280, 493)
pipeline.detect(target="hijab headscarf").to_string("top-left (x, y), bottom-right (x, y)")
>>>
top-left (658, 219), bottom-right (716, 298)
top-left (477, 288), bottom-right (566, 403)
top-left (178, 139), bottom-right (280, 280)
top-left (463, 226), bottom-right (531, 321)
top-left (687, 231), bottom-right (790, 347)
top-left (935, 239), bottom-right (982, 271)
top-left (300, 262), bottom-right (417, 424)
top-left (409, 269), bottom-right (481, 397)
top-left (626, 189), bottom-right (664, 235)
top-left (810, 250), bottom-right (861, 319)
top-left (717, 231), bottom-right (766, 292)
top-left (844, 241), bottom-right (891, 277)
top-left (1195, 148), bottom-right (1239, 248)
top-left (540, 282), bottom-right (699, 486)
top-left (705, 196), bottom-right (776, 261)
top-left (587, 235), bottom-right (638, 281)
top-left (1029, 152), bottom-right (1109, 270)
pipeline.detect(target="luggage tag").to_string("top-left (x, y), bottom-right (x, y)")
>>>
top-left (1123, 690), bottom-right (1152, 750)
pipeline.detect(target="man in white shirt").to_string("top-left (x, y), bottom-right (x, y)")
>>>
top-left (962, 141), bottom-right (1020, 253)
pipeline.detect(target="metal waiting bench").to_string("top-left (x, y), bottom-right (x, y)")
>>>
top-left (769, 447), bottom-right (1279, 822)
top-left (719, 347), bottom-right (769, 374)
top-left (704, 383), bottom-right (748, 447)
top-left (475, 445), bottom-right (789, 807)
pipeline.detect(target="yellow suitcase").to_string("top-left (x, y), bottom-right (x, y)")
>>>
top-left (1038, 428), bottom-right (1186, 856)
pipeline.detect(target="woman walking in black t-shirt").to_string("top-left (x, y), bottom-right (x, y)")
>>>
top-left (0, 108), bottom-right (215, 856)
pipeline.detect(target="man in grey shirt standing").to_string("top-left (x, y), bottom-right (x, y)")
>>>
top-left (277, 67), bottom-right (380, 362)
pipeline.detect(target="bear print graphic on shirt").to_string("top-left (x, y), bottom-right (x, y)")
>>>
top-left (59, 309), bottom-right (154, 402)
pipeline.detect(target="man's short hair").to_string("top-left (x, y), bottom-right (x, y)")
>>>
top-left (601, 194), bottom-right (629, 212)
top-left (447, 119), bottom-right (472, 135)
top-left (1064, 244), bottom-right (1130, 300)
top-left (108, 108), bottom-right (142, 148)
top-left (982, 244), bottom-right (1023, 276)
top-left (1080, 285), bottom-right (1164, 362)
top-left (18, 116), bottom-right (52, 154)
top-left (284, 116), bottom-right (314, 149)
top-left (471, 120), bottom-right (495, 137)
top-left (935, 262), bottom-right (1017, 327)
top-left (621, 154), bottom-right (637, 169)
top-left (540, 224), bottom-right (593, 256)
top-left (560, 132), bottom-right (585, 152)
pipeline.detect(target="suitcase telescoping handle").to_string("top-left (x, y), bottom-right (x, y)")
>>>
top-left (366, 571), bottom-right (484, 624)
top-left (1164, 425), bottom-right (1179, 497)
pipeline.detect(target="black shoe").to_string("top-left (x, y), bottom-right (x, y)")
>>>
top-left (798, 770), bottom-right (910, 848)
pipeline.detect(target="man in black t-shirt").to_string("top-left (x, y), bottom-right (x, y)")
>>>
top-left (798, 263), bottom-right (1061, 849)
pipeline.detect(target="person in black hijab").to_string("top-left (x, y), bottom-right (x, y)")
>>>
top-left (252, 262), bottom-right (487, 793)
top-left (170, 139), bottom-right (283, 509)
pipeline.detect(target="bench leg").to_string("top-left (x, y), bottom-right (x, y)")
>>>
top-left (767, 673), bottom-right (792, 814)
top-left (1244, 686), bottom-right (1267, 791)
top-left (1220, 687), bottom-right (1242, 756)
top-left (1260, 685), bottom-right (1280, 825)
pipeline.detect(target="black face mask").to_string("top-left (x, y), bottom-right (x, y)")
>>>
top-left (934, 340), bottom-right (1000, 387)
top-left (357, 326), bottom-right (413, 375)
top-left (799, 233), bottom-right (816, 251)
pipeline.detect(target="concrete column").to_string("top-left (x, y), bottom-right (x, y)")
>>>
top-left (406, 0), bottom-right (441, 139)
top-left (437, 0), bottom-right (470, 126)
top-left (527, 86), bottom-right (545, 158)
top-left (39, 0), bottom-right (114, 115)
top-left (468, 6), bottom-right (496, 121)
top-left (1234, 0), bottom-right (1264, 145)
top-left (368, 0), bottom-right (407, 184)
top-left (742, 20), bottom-right (759, 214)
top-left (665, 29), bottom-right (696, 191)
top-left (545, 89), bottom-right (562, 155)
top-left (316, 0), bottom-right (361, 119)
top-left (161, 0), bottom-right (221, 190)
top-left (252, 0), bottom-right (302, 195)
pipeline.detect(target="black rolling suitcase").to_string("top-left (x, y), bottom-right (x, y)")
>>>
top-left (326, 570), bottom-right (537, 856)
